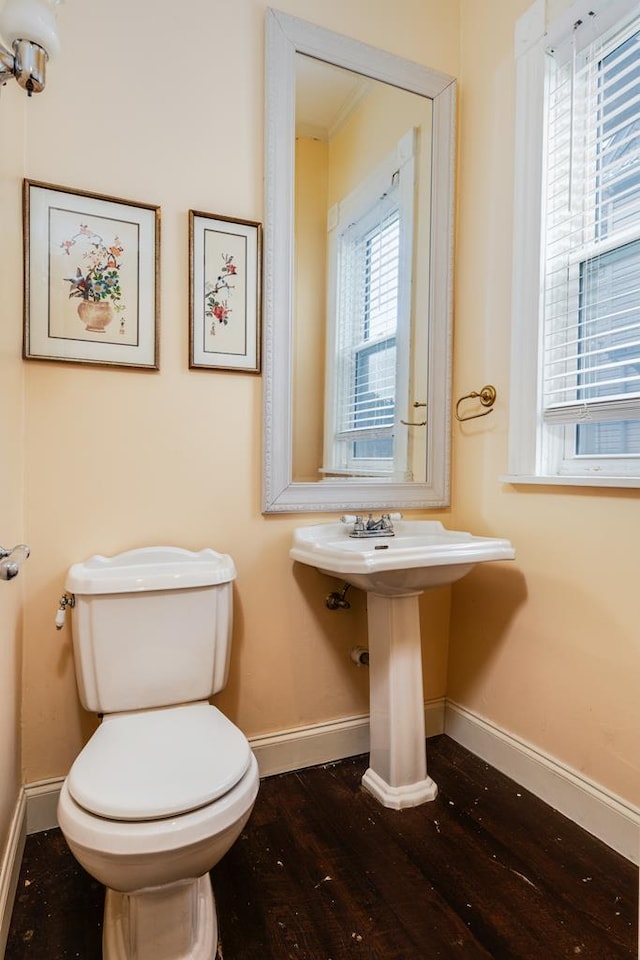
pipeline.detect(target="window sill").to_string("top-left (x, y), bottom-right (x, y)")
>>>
top-left (500, 474), bottom-right (640, 489)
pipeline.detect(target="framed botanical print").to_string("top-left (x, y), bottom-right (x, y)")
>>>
top-left (189, 210), bottom-right (262, 373)
top-left (23, 180), bottom-right (160, 368)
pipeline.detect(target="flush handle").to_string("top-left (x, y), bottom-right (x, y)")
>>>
top-left (55, 592), bottom-right (75, 630)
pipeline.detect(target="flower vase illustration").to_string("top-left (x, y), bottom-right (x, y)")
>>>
top-left (61, 225), bottom-right (125, 334)
top-left (76, 299), bottom-right (114, 332)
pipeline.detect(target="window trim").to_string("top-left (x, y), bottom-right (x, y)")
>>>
top-left (503, 0), bottom-right (640, 489)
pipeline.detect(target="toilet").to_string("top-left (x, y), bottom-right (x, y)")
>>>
top-left (56, 546), bottom-right (260, 960)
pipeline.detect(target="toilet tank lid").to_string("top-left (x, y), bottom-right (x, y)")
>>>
top-left (66, 546), bottom-right (236, 595)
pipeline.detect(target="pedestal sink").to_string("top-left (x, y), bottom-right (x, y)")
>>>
top-left (290, 520), bottom-right (515, 809)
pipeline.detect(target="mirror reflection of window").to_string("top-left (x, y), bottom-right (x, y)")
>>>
top-left (292, 52), bottom-right (432, 485)
top-left (323, 131), bottom-right (416, 479)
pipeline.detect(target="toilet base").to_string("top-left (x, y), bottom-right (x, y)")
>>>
top-left (103, 873), bottom-right (217, 960)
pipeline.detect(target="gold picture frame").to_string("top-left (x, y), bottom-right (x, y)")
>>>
top-left (189, 210), bottom-right (262, 373)
top-left (23, 180), bottom-right (160, 368)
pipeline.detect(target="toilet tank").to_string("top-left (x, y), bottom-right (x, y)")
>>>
top-left (65, 547), bottom-right (236, 714)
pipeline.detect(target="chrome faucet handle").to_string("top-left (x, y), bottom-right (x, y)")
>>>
top-left (340, 515), bottom-right (366, 534)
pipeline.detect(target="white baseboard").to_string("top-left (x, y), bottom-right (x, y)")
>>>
top-left (250, 698), bottom-right (446, 778)
top-left (249, 713), bottom-right (370, 779)
top-left (445, 700), bottom-right (640, 866)
top-left (0, 791), bottom-right (26, 959)
top-left (24, 778), bottom-right (65, 835)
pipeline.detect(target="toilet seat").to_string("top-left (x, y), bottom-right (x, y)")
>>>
top-left (67, 702), bottom-right (252, 821)
top-left (58, 752), bottom-right (260, 858)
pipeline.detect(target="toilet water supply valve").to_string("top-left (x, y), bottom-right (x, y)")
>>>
top-left (55, 591), bottom-right (75, 630)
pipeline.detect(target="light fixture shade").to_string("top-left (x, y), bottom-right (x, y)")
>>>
top-left (0, 0), bottom-right (60, 59)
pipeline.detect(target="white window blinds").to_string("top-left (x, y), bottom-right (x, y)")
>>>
top-left (335, 202), bottom-right (399, 445)
top-left (541, 13), bottom-right (640, 450)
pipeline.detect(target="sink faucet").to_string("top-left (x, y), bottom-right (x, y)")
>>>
top-left (340, 513), bottom-right (398, 538)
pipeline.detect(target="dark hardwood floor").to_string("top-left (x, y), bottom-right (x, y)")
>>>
top-left (6, 736), bottom-right (638, 959)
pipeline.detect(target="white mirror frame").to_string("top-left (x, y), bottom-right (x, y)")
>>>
top-left (262, 8), bottom-right (456, 513)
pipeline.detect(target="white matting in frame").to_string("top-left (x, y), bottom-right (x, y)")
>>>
top-left (24, 180), bottom-right (160, 368)
top-left (190, 210), bottom-right (262, 372)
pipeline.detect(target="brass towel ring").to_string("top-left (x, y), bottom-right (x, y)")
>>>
top-left (455, 384), bottom-right (497, 422)
top-left (401, 400), bottom-right (427, 427)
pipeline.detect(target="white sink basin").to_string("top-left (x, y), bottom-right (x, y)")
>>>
top-left (290, 520), bottom-right (515, 596)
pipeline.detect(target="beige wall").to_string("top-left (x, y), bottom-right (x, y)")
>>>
top-left (327, 83), bottom-right (430, 208)
top-left (450, 0), bottom-right (640, 807)
top-left (0, 80), bottom-right (26, 936)
top-left (0, 86), bottom-right (25, 869)
top-left (293, 136), bottom-right (328, 481)
top-left (9, 0), bottom-right (459, 785)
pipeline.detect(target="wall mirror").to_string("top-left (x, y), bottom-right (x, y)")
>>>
top-left (262, 9), bottom-right (456, 513)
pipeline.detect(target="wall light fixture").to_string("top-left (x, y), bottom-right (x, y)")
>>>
top-left (0, 0), bottom-right (61, 96)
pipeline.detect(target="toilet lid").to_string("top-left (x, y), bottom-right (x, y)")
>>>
top-left (67, 703), bottom-right (252, 821)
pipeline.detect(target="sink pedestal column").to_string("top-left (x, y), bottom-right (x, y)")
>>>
top-left (361, 592), bottom-right (438, 809)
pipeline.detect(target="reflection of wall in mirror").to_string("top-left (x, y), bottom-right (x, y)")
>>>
top-left (294, 137), bottom-right (328, 481)
top-left (293, 78), bottom-right (432, 484)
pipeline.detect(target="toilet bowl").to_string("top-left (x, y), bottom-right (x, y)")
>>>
top-left (58, 754), bottom-right (259, 891)
top-left (58, 755), bottom-right (259, 960)
top-left (58, 702), bottom-right (260, 888)
top-left (56, 547), bottom-right (260, 960)
top-left (57, 702), bottom-right (260, 960)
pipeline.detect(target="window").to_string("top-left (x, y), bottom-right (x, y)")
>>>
top-left (323, 133), bottom-right (415, 479)
top-left (507, 0), bottom-right (640, 486)
top-left (337, 207), bottom-right (399, 470)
